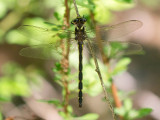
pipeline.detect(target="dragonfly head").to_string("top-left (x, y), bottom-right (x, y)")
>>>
top-left (71, 16), bottom-right (86, 28)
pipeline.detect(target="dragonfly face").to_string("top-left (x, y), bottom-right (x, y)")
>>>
top-left (71, 16), bottom-right (86, 29)
top-left (71, 16), bottom-right (87, 42)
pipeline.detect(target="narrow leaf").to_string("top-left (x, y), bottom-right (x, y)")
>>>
top-left (135, 108), bottom-right (152, 119)
top-left (75, 113), bottom-right (99, 120)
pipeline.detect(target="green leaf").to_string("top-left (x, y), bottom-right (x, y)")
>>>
top-left (39, 99), bottom-right (62, 108)
top-left (59, 111), bottom-right (66, 118)
top-left (133, 108), bottom-right (152, 119)
top-left (0, 112), bottom-right (2, 120)
top-left (67, 105), bottom-right (73, 114)
top-left (0, 74), bottom-right (30, 99)
top-left (0, 1), bottom-right (7, 19)
top-left (75, 113), bottom-right (99, 120)
top-left (13, 74), bottom-right (30, 96)
top-left (0, 96), bottom-right (10, 101)
top-left (54, 74), bottom-right (62, 81)
top-left (94, 4), bottom-right (112, 24)
top-left (53, 12), bottom-right (61, 21)
top-left (55, 62), bottom-right (62, 71)
top-left (103, 42), bottom-right (128, 58)
top-left (105, 0), bottom-right (135, 10)
top-left (82, 59), bottom-right (109, 96)
top-left (112, 57), bottom-right (131, 75)
top-left (124, 98), bottom-right (132, 111)
top-left (76, 0), bottom-right (95, 11)
top-left (128, 109), bottom-right (139, 119)
top-left (115, 107), bottom-right (126, 116)
top-left (115, 0), bottom-right (133, 3)
top-left (58, 110), bottom-right (73, 120)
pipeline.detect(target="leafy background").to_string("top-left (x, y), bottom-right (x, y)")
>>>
top-left (0, 0), bottom-right (160, 120)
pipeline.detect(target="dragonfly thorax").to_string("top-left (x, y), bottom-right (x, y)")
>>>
top-left (75, 27), bottom-right (86, 42)
top-left (71, 16), bottom-right (87, 42)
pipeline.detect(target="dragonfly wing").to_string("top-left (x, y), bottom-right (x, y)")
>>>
top-left (19, 44), bottom-right (62, 60)
top-left (18, 25), bottom-right (73, 44)
top-left (85, 20), bottom-right (143, 58)
top-left (100, 20), bottom-right (142, 41)
top-left (103, 42), bottom-right (144, 58)
top-left (122, 42), bottom-right (144, 55)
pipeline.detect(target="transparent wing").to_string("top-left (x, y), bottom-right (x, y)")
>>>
top-left (101, 20), bottom-right (142, 41)
top-left (18, 25), bottom-right (74, 44)
top-left (19, 44), bottom-right (62, 60)
top-left (123, 42), bottom-right (144, 55)
top-left (19, 40), bottom-right (78, 60)
top-left (18, 24), bottom-right (76, 59)
top-left (87, 20), bottom-right (142, 42)
top-left (103, 42), bottom-right (144, 58)
top-left (85, 20), bottom-right (143, 56)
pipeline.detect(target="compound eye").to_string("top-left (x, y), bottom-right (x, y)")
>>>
top-left (74, 19), bottom-right (78, 22)
top-left (83, 18), bottom-right (86, 22)
top-left (71, 19), bottom-right (78, 24)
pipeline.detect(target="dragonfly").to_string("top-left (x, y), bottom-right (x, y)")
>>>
top-left (18, 16), bottom-right (142, 107)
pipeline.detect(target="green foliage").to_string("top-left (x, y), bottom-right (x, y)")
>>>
top-left (58, 105), bottom-right (77, 120)
top-left (0, 62), bottom-right (43, 101)
top-left (115, 98), bottom-right (152, 120)
top-left (0, 0), bottom-right (151, 119)
top-left (6, 18), bottom-right (52, 45)
top-left (39, 99), bottom-right (63, 109)
top-left (52, 62), bottom-right (71, 84)
top-left (0, 112), bottom-right (2, 120)
top-left (83, 59), bottom-right (111, 96)
top-left (53, 12), bottom-right (61, 21)
top-left (50, 1), bottom-right (150, 119)
top-left (76, 0), bottom-right (95, 11)
top-left (0, 1), bottom-right (7, 19)
top-left (103, 42), bottom-right (128, 58)
top-left (0, 62), bottom-right (30, 101)
top-left (93, 0), bottom-right (135, 24)
top-left (74, 0), bottom-right (135, 24)
top-left (112, 57), bottom-right (131, 75)
top-left (40, 98), bottom-right (99, 120)
top-left (133, 108), bottom-right (152, 119)
top-left (115, 0), bottom-right (133, 3)
top-left (75, 113), bottom-right (99, 120)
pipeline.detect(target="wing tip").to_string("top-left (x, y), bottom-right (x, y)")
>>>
top-left (129, 20), bottom-right (143, 27)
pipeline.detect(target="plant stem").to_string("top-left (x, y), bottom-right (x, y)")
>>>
top-left (73, 0), bottom-right (80, 17)
top-left (60, 0), bottom-right (70, 114)
top-left (87, 39), bottom-right (116, 120)
top-left (111, 83), bottom-right (122, 108)
top-left (90, 10), bottom-right (123, 120)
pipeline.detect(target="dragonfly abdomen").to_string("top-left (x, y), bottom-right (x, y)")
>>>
top-left (78, 41), bottom-right (83, 107)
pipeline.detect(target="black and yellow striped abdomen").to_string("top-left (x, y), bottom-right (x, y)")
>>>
top-left (78, 41), bottom-right (83, 107)
top-left (72, 16), bottom-right (86, 107)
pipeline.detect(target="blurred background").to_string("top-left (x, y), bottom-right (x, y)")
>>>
top-left (0, 0), bottom-right (160, 120)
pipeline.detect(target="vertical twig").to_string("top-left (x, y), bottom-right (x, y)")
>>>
top-left (87, 39), bottom-right (116, 120)
top-left (112, 84), bottom-right (122, 108)
top-left (73, 0), bottom-right (80, 17)
top-left (90, 10), bottom-right (122, 120)
top-left (60, 0), bottom-right (70, 114)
